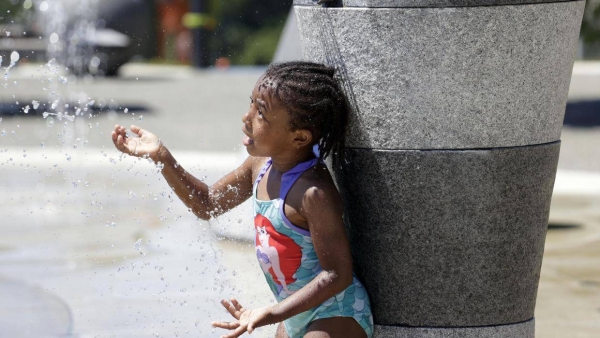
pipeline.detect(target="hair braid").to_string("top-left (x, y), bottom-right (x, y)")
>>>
top-left (265, 61), bottom-right (349, 166)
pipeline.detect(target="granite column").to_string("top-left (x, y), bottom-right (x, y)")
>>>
top-left (294, 0), bottom-right (585, 336)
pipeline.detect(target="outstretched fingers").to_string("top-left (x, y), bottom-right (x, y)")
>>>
top-left (221, 299), bottom-right (242, 319)
top-left (211, 321), bottom-right (240, 330)
top-left (130, 124), bottom-right (145, 137)
top-left (230, 298), bottom-right (245, 312)
top-left (212, 298), bottom-right (254, 337)
top-left (220, 325), bottom-right (248, 338)
top-left (111, 125), bottom-right (124, 151)
top-left (111, 124), bottom-right (136, 155)
top-left (212, 320), bottom-right (249, 338)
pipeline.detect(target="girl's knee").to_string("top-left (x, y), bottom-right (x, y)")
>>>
top-left (304, 317), bottom-right (367, 338)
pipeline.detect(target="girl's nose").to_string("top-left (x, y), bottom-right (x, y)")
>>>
top-left (242, 109), bottom-right (251, 124)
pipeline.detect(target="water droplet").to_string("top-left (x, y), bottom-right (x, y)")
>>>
top-left (32, 101), bottom-right (39, 109)
top-left (5, 32), bottom-right (10, 37)
top-left (66, 154), bottom-right (71, 161)
top-left (123, 108), bottom-right (129, 114)
top-left (90, 56), bottom-right (101, 68)
top-left (138, 115), bottom-right (143, 121)
top-left (39, 1), bottom-right (49, 12)
top-left (23, 105), bottom-right (30, 114)
top-left (188, 195), bottom-right (193, 199)
top-left (49, 33), bottom-right (59, 44)
top-left (10, 51), bottom-right (19, 63)
top-left (40, 142), bottom-right (45, 148)
top-left (42, 112), bottom-right (49, 118)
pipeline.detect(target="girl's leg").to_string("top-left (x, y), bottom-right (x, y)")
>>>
top-left (304, 317), bottom-right (367, 338)
top-left (276, 322), bottom-right (291, 338)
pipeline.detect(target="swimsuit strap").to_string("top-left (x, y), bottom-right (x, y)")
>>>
top-left (254, 158), bottom-right (273, 189)
top-left (279, 157), bottom-right (320, 202)
top-left (253, 159), bottom-right (272, 215)
top-left (253, 156), bottom-right (320, 235)
top-left (278, 157), bottom-right (321, 236)
top-left (253, 157), bottom-right (320, 198)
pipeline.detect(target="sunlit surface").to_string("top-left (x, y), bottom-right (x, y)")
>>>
top-left (0, 64), bottom-right (276, 337)
top-left (0, 63), bottom-right (598, 337)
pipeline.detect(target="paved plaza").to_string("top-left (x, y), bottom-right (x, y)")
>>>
top-left (0, 63), bottom-right (598, 337)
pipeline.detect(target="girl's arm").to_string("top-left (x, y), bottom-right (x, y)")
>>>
top-left (212, 175), bottom-right (355, 337)
top-left (269, 179), bottom-right (354, 321)
top-left (155, 146), bottom-right (259, 220)
top-left (112, 124), bottom-right (263, 220)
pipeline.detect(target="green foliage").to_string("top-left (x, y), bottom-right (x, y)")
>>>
top-left (207, 0), bottom-right (292, 65)
top-left (0, 0), bottom-right (25, 24)
top-left (581, 0), bottom-right (600, 44)
top-left (234, 23), bottom-right (284, 65)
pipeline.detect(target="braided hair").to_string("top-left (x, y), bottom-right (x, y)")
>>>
top-left (264, 61), bottom-right (349, 166)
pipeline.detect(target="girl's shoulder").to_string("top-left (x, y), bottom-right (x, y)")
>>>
top-left (292, 163), bottom-right (343, 207)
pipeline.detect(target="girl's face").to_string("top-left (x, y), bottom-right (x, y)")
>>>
top-left (241, 76), bottom-right (297, 158)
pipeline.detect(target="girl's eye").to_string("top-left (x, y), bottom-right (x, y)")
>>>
top-left (258, 109), bottom-right (263, 117)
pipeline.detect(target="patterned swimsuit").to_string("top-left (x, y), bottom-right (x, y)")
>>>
top-left (253, 157), bottom-right (374, 338)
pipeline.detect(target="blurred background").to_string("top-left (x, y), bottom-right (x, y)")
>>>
top-left (0, 0), bottom-right (296, 74)
top-left (0, 0), bottom-right (598, 337)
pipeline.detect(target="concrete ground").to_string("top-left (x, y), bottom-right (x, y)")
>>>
top-left (0, 62), bottom-right (598, 337)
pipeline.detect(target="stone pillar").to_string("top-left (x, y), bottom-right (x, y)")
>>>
top-left (294, 0), bottom-right (585, 337)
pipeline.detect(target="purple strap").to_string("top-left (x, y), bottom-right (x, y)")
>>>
top-left (254, 159), bottom-right (272, 188)
top-left (254, 157), bottom-right (321, 236)
top-left (279, 157), bottom-right (320, 202)
top-left (279, 158), bottom-right (319, 236)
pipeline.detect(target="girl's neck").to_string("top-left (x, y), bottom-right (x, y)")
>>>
top-left (270, 148), bottom-right (316, 173)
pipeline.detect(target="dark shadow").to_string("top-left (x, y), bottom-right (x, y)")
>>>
top-left (547, 223), bottom-right (582, 230)
top-left (0, 101), bottom-right (150, 117)
top-left (564, 100), bottom-right (600, 127)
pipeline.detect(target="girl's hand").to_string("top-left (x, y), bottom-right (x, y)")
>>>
top-left (211, 298), bottom-right (275, 338)
top-left (111, 124), bottom-right (163, 162)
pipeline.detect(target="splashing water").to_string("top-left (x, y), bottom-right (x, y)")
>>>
top-left (3, 52), bottom-right (20, 81)
top-left (134, 238), bottom-right (146, 256)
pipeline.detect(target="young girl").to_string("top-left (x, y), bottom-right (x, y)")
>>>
top-left (111, 61), bottom-right (373, 338)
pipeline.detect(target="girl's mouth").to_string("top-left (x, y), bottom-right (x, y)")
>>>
top-left (243, 135), bottom-right (254, 146)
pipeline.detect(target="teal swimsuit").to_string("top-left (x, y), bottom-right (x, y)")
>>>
top-left (253, 157), bottom-right (374, 338)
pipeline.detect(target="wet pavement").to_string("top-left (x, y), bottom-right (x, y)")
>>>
top-left (0, 63), bottom-right (599, 337)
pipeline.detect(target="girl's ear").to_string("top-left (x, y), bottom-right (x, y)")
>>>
top-left (292, 129), bottom-right (313, 148)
